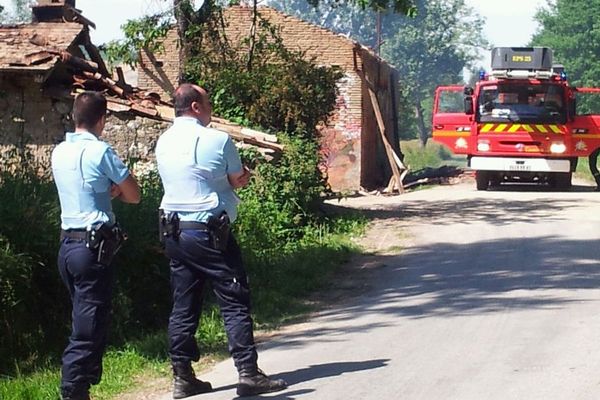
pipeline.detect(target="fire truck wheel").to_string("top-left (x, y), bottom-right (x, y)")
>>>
top-left (476, 172), bottom-right (489, 191)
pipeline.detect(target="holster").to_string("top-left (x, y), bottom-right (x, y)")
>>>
top-left (158, 209), bottom-right (180, 244)
top-left (86, 223), bottom-right (127, 266)
top-left (207, 213), bottom-right (231, 251)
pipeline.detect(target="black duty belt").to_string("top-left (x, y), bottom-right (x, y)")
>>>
top-left (61, 229), bottom-right (87, 240)
top-left (178, 221), bottom-right (210, 231)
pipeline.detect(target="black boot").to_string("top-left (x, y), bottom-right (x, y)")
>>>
top-left (62, 395), bottom-right (90, 400)
top-left (172, 362), bottom-right (213, 399)
top-left (61, 387), bottom-right (90, 400)
top-left (237, 367), bottom-right (288, 397)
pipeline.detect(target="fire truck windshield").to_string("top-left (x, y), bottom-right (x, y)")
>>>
top-left (477, 83), bottom-right (566, 124)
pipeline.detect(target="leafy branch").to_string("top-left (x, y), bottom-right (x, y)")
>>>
top-left (101, 14), bottom-right (172, 69)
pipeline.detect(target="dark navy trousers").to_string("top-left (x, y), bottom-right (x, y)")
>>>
top-left (58, 238), bottom-right (113, 397)
top-left (165, 230), bottom-right (258, 372)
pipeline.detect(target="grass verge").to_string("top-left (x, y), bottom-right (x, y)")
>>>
top-left (0, 345), bottom-right (165, 400)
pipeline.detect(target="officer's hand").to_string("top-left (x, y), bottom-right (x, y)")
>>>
top-left (228, 166), bottom-right (252, 189)
top-left (110, 184), bottom-right (122, 199)
top-left (240, 166), bottom-right (252, 186)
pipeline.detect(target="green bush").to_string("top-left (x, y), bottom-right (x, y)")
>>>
top-left (0, 167), bottom-right (172, 375)
top-left (0, 171), bottom-right (66, 373)
top-left (110, 171), bottom-right (171, 340)
top-left (185, 12), bottom-right (342, 137)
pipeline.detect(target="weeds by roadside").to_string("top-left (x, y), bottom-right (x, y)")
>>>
top-left (401, 140), bottom-right (466, 172)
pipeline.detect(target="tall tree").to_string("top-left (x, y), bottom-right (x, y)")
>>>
top-left (173, 0), bottom-right (190, 84)
top-left (530, 0), bottom-right (600, 112)
top-left (383, 0), bottom-right (486, 145)
top-left (272, 0), bottom-right (377, 46)
top-left (271, 0), bottom-right (487, 145)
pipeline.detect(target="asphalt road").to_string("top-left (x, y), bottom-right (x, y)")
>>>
top-left (160, 179), bottom-right (600, 400)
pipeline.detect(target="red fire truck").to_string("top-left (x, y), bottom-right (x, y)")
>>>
top-left (432, 47), bottom-right (600, 190)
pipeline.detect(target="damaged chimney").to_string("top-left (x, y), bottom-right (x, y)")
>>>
top-left (32, 0), bottom-right (77, 23)
top-left (31, 1), bottom-right (95, 29)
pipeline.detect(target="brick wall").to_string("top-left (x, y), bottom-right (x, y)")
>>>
top-left (137, 28), bottom-right (179, 102)
top-left (136, 6), bottom-right (399, 192)
top-left (358, 47), bottom-right (401, 189)
top-left (319, 73), bottom-right (363, 192)
top-left (224, 6), bottom-right (366, 192)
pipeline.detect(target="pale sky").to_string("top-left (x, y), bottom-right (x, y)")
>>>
top-left (2, 0), bottom-right (549, 67)
top-left (464, 0), bottom-right (549, 70)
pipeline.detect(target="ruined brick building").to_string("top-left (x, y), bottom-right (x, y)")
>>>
top-left (138, 6), bottom-right (401, 192)
top-left (0, 3), bottom-right (400, 192)
top-left (0, 1), bottom-right (185, 171)
top-left (0, 0), bottom-right (95, 165)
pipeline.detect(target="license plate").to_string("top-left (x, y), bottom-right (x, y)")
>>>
top-left (509, 164), bottom-right (531, 171)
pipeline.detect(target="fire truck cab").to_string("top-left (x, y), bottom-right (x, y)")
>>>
top-left (432, 47), bottom-right (600, 190)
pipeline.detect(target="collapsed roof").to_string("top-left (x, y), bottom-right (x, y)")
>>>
top-left (0, 2), bottom-right (282, 154)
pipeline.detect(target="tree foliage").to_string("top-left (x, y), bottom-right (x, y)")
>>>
top-left (271, 0), bottom-right (377, 46)
top-left (272, 0), bottom-right (487, 144)
top-left (384, 0), bottom-right (487, 144)
top-left (530, 0), bottom-right (600, 113)
top-left (102, 14), bottom-right (172, 69)
top-left (307, 0), bottom-right (415, 14)
top-left (185, 14), bottom-right (343, 136)
top-left (531, 0), bottom-right (600, 87)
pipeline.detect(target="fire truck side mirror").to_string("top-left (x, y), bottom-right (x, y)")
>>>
top-left (464, 96), bottom-right (474, 115)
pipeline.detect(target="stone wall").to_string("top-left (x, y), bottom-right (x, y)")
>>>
top-left (0, 73), bottom-right (167, 172)
top-left (102, 114), bottom-right (169, 166)
top-left (0, 74), bottom-right (72, 168)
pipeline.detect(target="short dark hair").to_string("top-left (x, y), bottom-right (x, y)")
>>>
top-left (73, 92), bottom-right (107, 129)
top-left (174, 84), bottom-right (204, 117)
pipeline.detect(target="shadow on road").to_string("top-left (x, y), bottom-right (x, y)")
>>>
top-left (326, 195), bottom-right (588, 226)
top-left (258, 233), bottom-right (600, 352)
top-left (274, 359), bottom-right (390, 386)
top-left (221, 359), bottom-right (389, 399)
top-left (490, 183), bottom-right (595, 193)
top-left (256, 187), bottom-right (600, 354)
top-left (317, 235), bottom-right (600, 323)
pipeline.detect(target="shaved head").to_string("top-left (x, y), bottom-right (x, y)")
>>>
top-left (174, 84), bottom-right (208, 117)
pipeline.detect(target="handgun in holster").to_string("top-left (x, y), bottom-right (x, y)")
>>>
top-left (86, 223), bottom-right (127, 266)
top-left (158, 209), bottom-right (180, 244)
top-left (207, 213), bottom-right (231, 251)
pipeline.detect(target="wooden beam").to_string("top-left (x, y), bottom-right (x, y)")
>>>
top-left (367, 86), bottom-right (406, 193)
